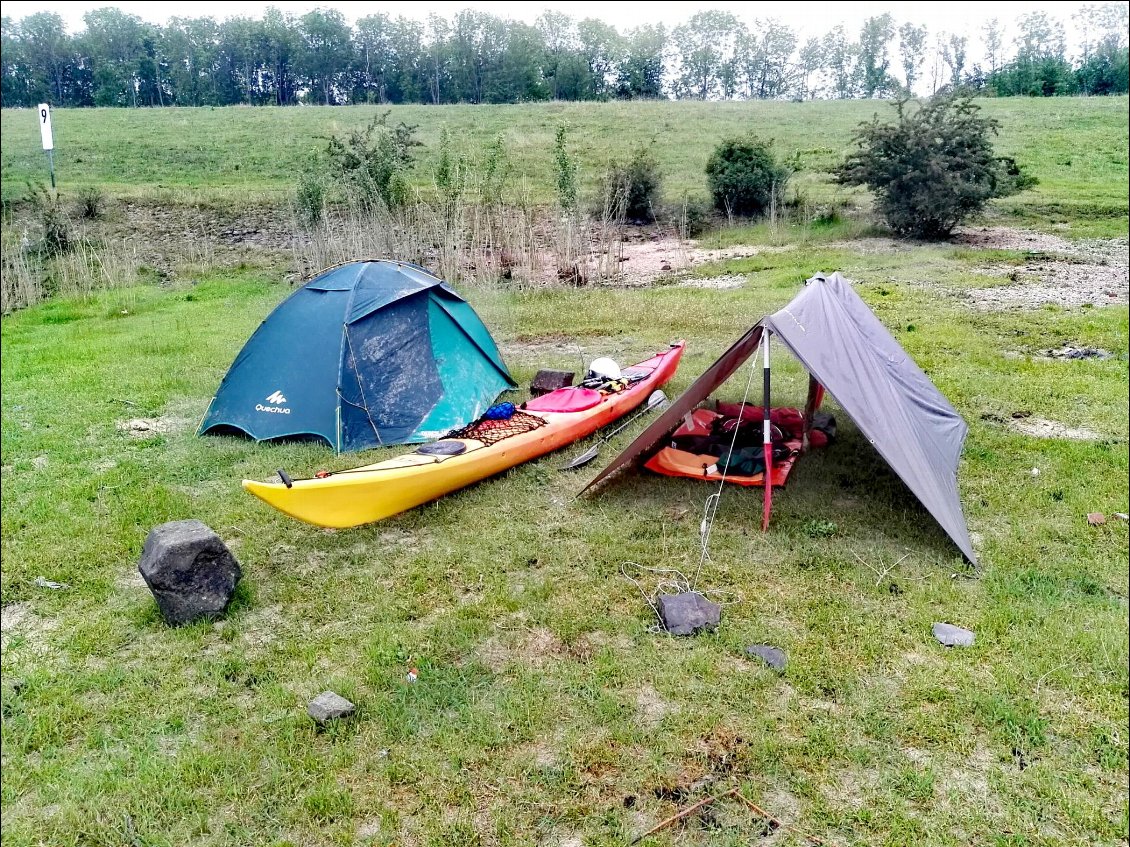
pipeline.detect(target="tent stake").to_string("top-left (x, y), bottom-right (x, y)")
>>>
top-left (761, 329), bottom-right (773, 531)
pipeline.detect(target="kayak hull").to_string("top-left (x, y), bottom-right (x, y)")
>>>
top-left (242, 343), bottom-right (685, 528)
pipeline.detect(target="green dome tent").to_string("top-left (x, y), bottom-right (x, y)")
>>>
top-left (198, 261), bottom-right (516, 452)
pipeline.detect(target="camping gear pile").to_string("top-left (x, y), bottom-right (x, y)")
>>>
top-left (202, 264), bottom-right (977, 567)
top-left (444, 402), bottom-right (548, 446)
top-left (584, 271), bottom-right (977, 566)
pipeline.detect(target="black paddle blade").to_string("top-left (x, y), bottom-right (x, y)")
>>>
top-left (562, 444), bottom-right (601, 470)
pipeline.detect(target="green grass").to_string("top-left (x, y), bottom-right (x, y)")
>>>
top-left (2, 237), bottom-right (1127, 845)
top-left (2, 98), bottom-right (1128, 235)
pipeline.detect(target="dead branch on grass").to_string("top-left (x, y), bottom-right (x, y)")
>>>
top-left (630, 787), bottom-right (738, 844)
top-left (630, 786), bottom-right (834, 846)
top-left (852, 550), bottom-right (913, 587)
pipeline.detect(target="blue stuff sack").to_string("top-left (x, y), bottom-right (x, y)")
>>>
top-left (483, 402), bottom-right (517, 420)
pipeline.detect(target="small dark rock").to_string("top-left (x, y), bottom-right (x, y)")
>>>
top-left (308, 690), bottom-right (356, 723)
top-left (138, 519), bottom-right (241, 626)
top-left (745, 644), bottom-right (787, 671)
top-left (530, 368), bottom-right (575, 397)
top-left (1012, 746), bottom-right (1028, 770)
top-left (1046, 345), bottom-right (1112, 360)
top-left (657, 592), bottom-right (721, 636)
top-left (932, 622), bottom-right (975, 647)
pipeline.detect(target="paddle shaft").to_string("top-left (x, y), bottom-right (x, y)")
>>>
top-left (562, 390), bottom-right (667, 469)
top-left (600, 392), bottom-right (664, 443)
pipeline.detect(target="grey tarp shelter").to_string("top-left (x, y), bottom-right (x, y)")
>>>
top-left (583, 272), bottom-right (977, 564)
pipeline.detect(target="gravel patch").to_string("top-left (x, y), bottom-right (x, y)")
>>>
top-left (117, 418), bottom-right (171, 438)
top-left (968, 260), bottom-right (1129, 310)
top-left (677, 274), bottom-right (746, 290)
top-left (954, 226), bottom-right (1129, 265)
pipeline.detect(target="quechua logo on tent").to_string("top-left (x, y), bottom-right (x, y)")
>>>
top-left (256, 390), bottom-right (291, 414)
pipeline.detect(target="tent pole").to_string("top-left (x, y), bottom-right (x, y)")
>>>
top-left (761, 329), bottom-right (773, 531)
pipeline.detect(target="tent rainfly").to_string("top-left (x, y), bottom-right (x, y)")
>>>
top-left (582, 272), bottom-right (978, 564)
top-left (198, 260), bottom-right (516, 452)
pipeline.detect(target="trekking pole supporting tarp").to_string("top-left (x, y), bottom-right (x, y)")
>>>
top-left (761, 330), bottom-right (773, 531)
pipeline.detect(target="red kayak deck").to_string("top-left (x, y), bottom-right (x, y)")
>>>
top-left (644, 408), bottom-right (802, 487)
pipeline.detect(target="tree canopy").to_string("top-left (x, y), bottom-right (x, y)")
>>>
top-left (1, 5), bottom-right (1126, 108)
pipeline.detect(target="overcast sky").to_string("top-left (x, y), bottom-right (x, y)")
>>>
top-left (1, 1), bottom-right (1114, 53)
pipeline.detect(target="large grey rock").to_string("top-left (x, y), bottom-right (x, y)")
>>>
top-left (657, 592), bottom-right (721, 636)
top-left (746, 644), bottom-right (787, 671)
top-left (932, 622), bottom-right (975, 647)
top-left (308, 691), bottom-right (356, 724)
top-left (138, 519), bottom-right (241, 626)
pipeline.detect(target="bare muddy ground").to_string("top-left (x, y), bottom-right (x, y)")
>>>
top-left (1008, 416), bottom-right (1104, 441)
top-left (74, 202), bottom-right (1130, 311)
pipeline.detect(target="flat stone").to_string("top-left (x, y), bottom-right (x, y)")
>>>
top-left (656, 592), bottom-right (721, 636)
top-left (308, 690), bottom-right (356, 723)
top-left (138, 519), bottom-right (241, 627)
top-left (932, 622), bottom-right (975, 648)
top-left (746, 644), bottom-right (787, 671)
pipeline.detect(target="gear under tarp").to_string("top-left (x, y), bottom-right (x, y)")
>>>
top-left (583, 272), bottom-right (977, 564)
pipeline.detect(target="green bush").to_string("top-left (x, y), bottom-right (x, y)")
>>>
top-left (28, 183), bottom-right (69, 256)
top-left (324, 111), bottom-right (421, 212)
top-left (669, 194), bottom-right (712, 236)
top-left (553, 122), bottom-right (578, 213)
top-left (74, 186), bottom-right (106, 220)
top-left (294, 156), bottom-right (326, 226)
top-left (621, 146), bottom-right (662, 223)
top-left (479, 133), bottom-right (511, 209)
top-left (705, 137), bottom-right (789, 217)
top-left (596, 145), bottom-right (663, 224)
top-left (834, 94), bottom-right (1038, 239)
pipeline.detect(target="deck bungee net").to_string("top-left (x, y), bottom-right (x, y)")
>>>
top-left (444, 402), bottom-right (548, 446)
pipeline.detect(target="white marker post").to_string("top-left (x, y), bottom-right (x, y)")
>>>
top-left (37, 103), bottom-right (55, 191)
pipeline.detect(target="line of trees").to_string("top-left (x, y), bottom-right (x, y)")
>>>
top-left (2, 5), bottom-right (1127, 108)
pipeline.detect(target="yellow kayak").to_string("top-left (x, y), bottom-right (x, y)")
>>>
top-left (242, 343), bottom-right (685, 527)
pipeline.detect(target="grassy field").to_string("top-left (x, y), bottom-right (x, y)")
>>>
top-left (2, 98), bottom-right (1128, 236)
top-left (3, 232), bottom-right (1128, 846)
top-left (1, 98), bottom-right (1128, 846)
